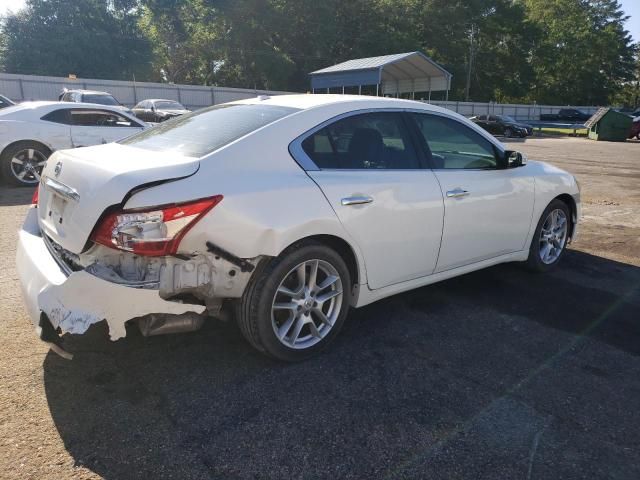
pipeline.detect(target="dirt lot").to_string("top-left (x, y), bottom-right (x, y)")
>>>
top-left (0, 137), bottom-right (639, 479)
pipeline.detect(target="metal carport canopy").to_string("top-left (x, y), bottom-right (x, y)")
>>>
top-left (309, 51), bottom-right (452, 95)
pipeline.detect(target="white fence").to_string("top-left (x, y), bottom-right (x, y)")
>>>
top-left (0, 72), bottom-right (602, 120)
top-left (0, 72), bottom-right (292, 110)
top-left (428, 100), bottom-right (600, 121)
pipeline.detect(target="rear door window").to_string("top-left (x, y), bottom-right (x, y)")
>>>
top-left (71, 109), bottom-right (140, 128)
top-left (300, 112), bottom-right (420, 169)
top-left (41, 109), bottom-right (71, 124)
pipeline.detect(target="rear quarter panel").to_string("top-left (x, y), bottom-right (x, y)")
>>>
top-left (0, 119), bottom-right (71, 153)
top-left (123, 106), bottom-right (370, 285)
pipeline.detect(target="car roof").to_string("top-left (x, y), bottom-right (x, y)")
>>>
top-left (234, 93), bottom-right (452, 115)
top-left (65, 89), bottom-right (113, 95)
top-left (0, 101), bottom-right (132, 117)
top-left (143, 99), bottom-right (183, 103)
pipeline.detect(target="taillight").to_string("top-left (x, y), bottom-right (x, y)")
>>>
top-left (91, 195), bottom-right (223, 256)
top-left (31, 187), bottom-right (39, 206)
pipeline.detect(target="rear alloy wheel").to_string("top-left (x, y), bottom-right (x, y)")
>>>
top-left (271, 259), bottom-right (343, 350)
top-left (526, 199), bottom-right (571, 272)
top-left (504, 127), bottom-right (514, 138)
top-left (236, 242), bottom-right (351, 361)
top-left (1, 142), bottom-right (50, 186)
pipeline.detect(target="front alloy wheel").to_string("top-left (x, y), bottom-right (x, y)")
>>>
top-left (539, 209), bottom-right (568, 264)
top-left (526, 199), bottom-right (571, 272)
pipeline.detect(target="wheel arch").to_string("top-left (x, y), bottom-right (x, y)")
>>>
top-left (553, 193), bottom-right (577, 240)
top-left (0, 139), bottom-right (53, 160)
top-left (278, 233), bottom-right (363, 304)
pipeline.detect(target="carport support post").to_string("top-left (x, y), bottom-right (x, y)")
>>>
top-left (376, 84), bottom-right (379, 96)
top-left (358, 85), bottom-right (361, 95)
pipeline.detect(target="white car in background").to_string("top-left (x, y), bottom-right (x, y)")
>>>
top-left (0, 102), bottom-right (146, 186)
top-left (16, 95), bottom-right (580, 361)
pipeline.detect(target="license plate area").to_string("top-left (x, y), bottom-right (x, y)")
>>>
top-left (47, 193), bottom-right (68, 226)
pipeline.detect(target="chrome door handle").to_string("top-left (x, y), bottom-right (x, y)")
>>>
top-left (341, 195), bottom-right (373, 206)
top-left (446, 189), bottom-right (470, 198)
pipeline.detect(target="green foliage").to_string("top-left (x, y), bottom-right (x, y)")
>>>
top-left (0, 0), bottom-right (637, 104)
top-left (0, 0), bottom-right (153, 80)
top-left (524, 0), bottom-right (637, 105)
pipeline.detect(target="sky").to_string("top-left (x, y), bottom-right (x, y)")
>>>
top-left (0, 0), bottom-right (638, 42)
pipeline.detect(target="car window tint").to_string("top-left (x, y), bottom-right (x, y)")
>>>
top-left (41, 109), bottom-right (70, 124)
top-left (83, 94), bottom-right (119, 106)
top-left (120, 103), bottom-right (298, 157)
top-left (71, 109), bottom-right (136, 127)
top-left (155, 101), bottom-right (184, 110)
top-left (411, 113), bottom-right (499, 169)
top-left (301, 112), bottom-right (420, 170)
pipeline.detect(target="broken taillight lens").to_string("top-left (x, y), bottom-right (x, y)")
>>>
top-left (91, 195), bottom-right (223, 256)
top-left (31, 187), bottom-right (39, 206)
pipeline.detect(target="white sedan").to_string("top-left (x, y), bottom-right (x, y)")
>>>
top-left (16, 95), bottom-right (580, 361)
top-left (0, 101), bottom-right (146, 186)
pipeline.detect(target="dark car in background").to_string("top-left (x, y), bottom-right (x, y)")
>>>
top-left (540, 108), bottom-right (591, 122)
top-left (0, 94), bottom-right (15, 110)
top-left (132, 99), bottom-right (190, 123)
top-left (470, 114), bottom-right (533, 138)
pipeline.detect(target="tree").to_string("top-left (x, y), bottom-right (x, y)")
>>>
top-left (415, 0), bottom-right (537, 101)
top-left (0, 0), bottom-right (153, 80)
top-left (524, 0), bottom-right (636, 105)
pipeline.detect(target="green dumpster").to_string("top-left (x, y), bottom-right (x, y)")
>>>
top-left (585, 107), bottom-right (633, 142)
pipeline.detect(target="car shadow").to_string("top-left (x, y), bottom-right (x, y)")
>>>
top-left (43, 250), bottom-right (640, 479)
top-left (0, 185), bottom-right (34, 206)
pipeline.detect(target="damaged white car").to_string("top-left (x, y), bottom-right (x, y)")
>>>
top-left (17, 94), bottom-right (580, 361)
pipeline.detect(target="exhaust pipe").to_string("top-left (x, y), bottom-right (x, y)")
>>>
top-left (138, 312), bottom-right (205, 337)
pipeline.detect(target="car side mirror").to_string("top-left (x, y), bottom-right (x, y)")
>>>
top-left (505, 150), bottom-right (527, 168)
top-left (151, 105), bottom-right (156, 112)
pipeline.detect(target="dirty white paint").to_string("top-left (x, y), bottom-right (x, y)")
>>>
top-left (38, 271), bottom-right (205, 340)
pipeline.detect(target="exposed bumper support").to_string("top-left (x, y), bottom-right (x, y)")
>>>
top-left (16, 206), bottom-right (206, 348)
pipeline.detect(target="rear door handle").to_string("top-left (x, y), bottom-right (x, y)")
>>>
top-left (446, 189), bottom-right (470, 198)
top-left (341, 195), bottom-right (373, 206)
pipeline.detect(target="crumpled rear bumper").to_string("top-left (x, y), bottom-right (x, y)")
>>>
top-left (16, 206), bottom-right (206, 343)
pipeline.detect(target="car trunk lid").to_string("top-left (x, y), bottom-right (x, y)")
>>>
top-left (37, 143), bottom-right (200, 254)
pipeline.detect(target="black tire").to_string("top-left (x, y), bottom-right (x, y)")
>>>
top-left (526, 199), bottom-right (571, 272)
top-left (504, 127), bottom-right (513, 138)
top-left (0, 141), bottom-right (51, 187)
top-left (236, 241), bottom-right (352, 361)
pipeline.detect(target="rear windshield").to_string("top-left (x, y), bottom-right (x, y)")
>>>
top-left (120, 103), bottom-right (299, 157)
top-left (83, 94), bottom-right (119, 106)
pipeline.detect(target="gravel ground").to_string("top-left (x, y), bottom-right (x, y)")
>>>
top-left (0, 137), bottom-right (639, 480)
